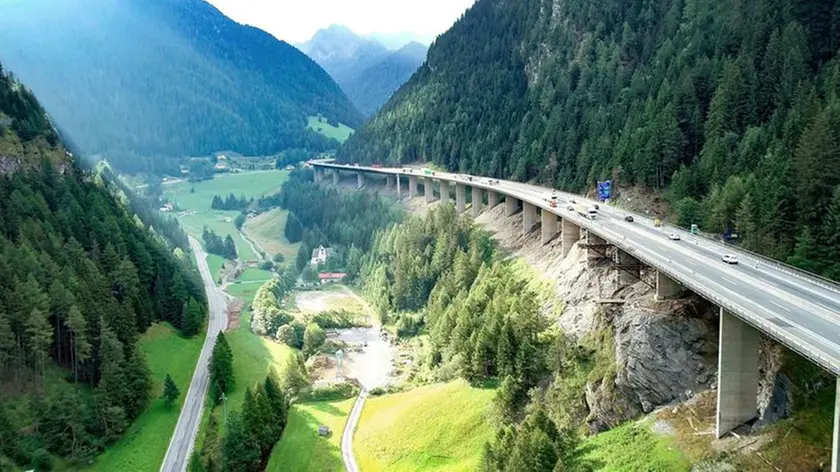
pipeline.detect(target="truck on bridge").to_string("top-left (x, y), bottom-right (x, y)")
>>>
top-left (576, 204), bottom-right (598, 220)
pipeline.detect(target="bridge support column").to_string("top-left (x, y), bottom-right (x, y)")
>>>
top-left (615, 249), bottom-right (640, 286)
top-left (409, 175), bottom-right (417, 198)
top-left (655, 270), bottom-right (685, 300)
top-left (385, 175), bottom-right (393, 190)
top-left (440, 181), bottom-right (450, 204)
top-left (487, 191), bottom-right (499, 209)
top-left (314, 168), bottom-right (322, 183)
top-left (396, 176), bottom-right (402, 199)
top-left (456, 184), bottom-right (466, 213)
top-left (505, 196), bottom-right (519, 217)
top-left (357, 172), bottom-right (365, 188)
top-left (472, 187), bottom-right (483, 217)
top-left (541, 210), bottom-right (558, 245)
top-left (587, 232), bottom-right (607, 265)
top-left (716, 308), bottom-right (759, 438)
top-left (561, 218), bottom-right (580, 257)
top-left (424, 178), bottom-right (434, 204)
top-left (332, 169), bottom-right (339, 185)
top-left (522, 202), bottom-right (537, 234)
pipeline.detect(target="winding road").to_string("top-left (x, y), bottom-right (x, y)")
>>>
top-left (160, 237), bottom-right (228, 472)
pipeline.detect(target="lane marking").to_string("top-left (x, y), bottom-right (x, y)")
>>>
top-left (769, 300), bottom-right (792, 313)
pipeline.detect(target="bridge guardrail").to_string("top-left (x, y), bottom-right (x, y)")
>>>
top-left (656, 220), bottom-right (840, 295)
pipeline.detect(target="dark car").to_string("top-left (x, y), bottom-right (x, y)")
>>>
top-left (624, 215), bottom-right (634, 222)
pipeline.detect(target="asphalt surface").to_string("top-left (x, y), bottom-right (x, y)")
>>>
top-left (342, 389), bottom-right (366, 472)
top-left (314, 162), bottom-right (840, 376)
top-left (160, 237), bottom-right (228, 472)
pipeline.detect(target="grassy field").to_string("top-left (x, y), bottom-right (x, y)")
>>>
top-left (236, 267), bottom-right (273, 283)
top-left (354, 379), bottom-right (496, 471)
top-left (242, 208), bottom-right (300, 263)
top-left (206, 253), bottom-right (227, 283)
top-left (577, 419), bottom-right (690, 471)
top-left (88, 323), bottom-right (204, 471)
top-left (226, 282), bottom-right (264, 304)
top-left (224, 311), bottom-right (295, 411)
top-left (266, 398), bottom-right (355, 471)
top-left (307, 116), bottom-right (354, 143)
top-left (161, 170), bottom-right (289, 261)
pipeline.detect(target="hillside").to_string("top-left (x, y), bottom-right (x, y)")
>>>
top-left (0, 0), bottom-right (362, 174)
top-left (340, 0), bottom-right (840, 276)
top-left (0, 62), bottom-right (207, 469)
top-left (299, 25), bottom-right (427, 116)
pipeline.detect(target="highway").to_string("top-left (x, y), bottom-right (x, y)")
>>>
top-left (313, 162), bottom-right (840, 377)
top-left (160, 237), bottom-right (228, 472)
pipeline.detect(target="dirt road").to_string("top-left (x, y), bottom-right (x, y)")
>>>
top-left (160, 237), bottom-right (228, 472)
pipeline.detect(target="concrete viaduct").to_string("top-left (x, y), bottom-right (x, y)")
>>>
top-left (312, 161), bottom-right (840, 468)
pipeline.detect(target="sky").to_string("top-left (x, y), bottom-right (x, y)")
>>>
top-left (205, 0), bottom-right (476, 44)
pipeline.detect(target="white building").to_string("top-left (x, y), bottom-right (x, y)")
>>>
top-left (310, 245), bottom-right (331, 265)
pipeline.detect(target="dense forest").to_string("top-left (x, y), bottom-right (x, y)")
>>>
top-left (341, 0), bottom-right (840, 278)
top-left (0, 0), bottom-right (362, 173)
top-left (0, 64), bottom-right (206, 468)
top-left (211, 194), bottom-right (253, 212)
top-left (268, 169), bottom-right (404, 273)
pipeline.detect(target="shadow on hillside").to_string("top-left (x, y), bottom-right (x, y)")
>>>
top-left (305, 400), bottom-right (347, 417)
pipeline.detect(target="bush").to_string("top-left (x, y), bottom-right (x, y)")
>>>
top-left (259, 261), bottom-right (274, 271)
top-left (31, 448), bottom-right (53, 471)
top-left (311, 309), bottom-right (364, 329)
top-left (273, 253), bottom-right (285, 263)
top-left (303, 382), bottom-right (359, 401)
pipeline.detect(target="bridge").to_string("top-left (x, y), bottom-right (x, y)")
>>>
top-left (312, 160), bottom-right (840, 464)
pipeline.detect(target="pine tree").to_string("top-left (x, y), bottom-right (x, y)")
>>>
top-left (209, 333), bottom-right (234, 402)
top-left (0, 313), bottom-right (14, 379)
top-left (222, 411), bottom-right (260, 471)
top-left (125, 345), bottom-right (152, 419)
top-left (822, 186), bottom-right (840, 280)
top-left (66, 305), bottom-right (91, 383)
top-left (25, 308), bottom-right (52, 379)
top-left (96, 324), bottom-right (129, 439)
top-left (161, 374), bottom-right (180, 410)
top-left (181, 297), bottom-right (205, 337)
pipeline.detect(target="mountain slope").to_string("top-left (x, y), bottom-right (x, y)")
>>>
top-left (0, 61), bottom-right (206, 468)
top-left (298, 25), bottom-right (427, 116)
top-left (343, 42), bottom-right (427, 116)
top-left (0, 0), bottom-right (362, 173)
top-left (340, 0), bottom-right (840, 274)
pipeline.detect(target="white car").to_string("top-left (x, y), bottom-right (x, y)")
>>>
top-left (668, 233), bottom-right (681, 241)
top-left (722, 254), bottom-right (739, 264)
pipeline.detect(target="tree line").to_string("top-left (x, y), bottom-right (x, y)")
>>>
top-left (340, 0), bottom-right (840, 280)
top-left (211, 194), bottom-right (253, 211)
top-left (202, 227), bottom-right (237, 260)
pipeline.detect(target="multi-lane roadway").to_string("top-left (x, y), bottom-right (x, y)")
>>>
top-left (314, 162), bottom-right (840, 376)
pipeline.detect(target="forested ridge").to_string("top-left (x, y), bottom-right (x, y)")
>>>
top-left (0, 0), bottom-right (362, 174)
top-left (0, 64), bottom-right (206, 468)
top-left (341, 0), bottom-right (840, 278)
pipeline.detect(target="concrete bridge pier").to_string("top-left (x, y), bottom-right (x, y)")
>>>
top-left (472, 187), bottom-right (483, 217)
top-left (385, 175), bottom-right (393, 190)
top-left (522, 202), bottom-right (537, 234)
top-left (832, 379), bottom-right (840, 471)
top-left (615, 249), bottom-right (640, 285)
top-left (716, 309), bottom-right (760, 438)
top-left (396, 175), bottom-right (402, 199)
top-left (332, 169), bottom-right (339, 185)
top-left (424, 178), bottom-right (434, 204)
top-left (440, 180), bottom-right (450, 204)
top-left (487, 190), bottom-right (499, 209)
top-left (541, 210), bottom-right (558, 245)
top-left (562, 218), bottom-right (580, 257)
top-left (456, 184), bottom-right (466, 213)
top-left (357, 172), bottom-right (365, 188)
top-left (505, 196), bottom-right (519, 217)
top-left (314, 167), bottom-right (323, 183)
top-left (655, 270), bottom-right (685, 300)
top-left (409, 175), bottom-right (418, 198)
top-left (586, 232), bottom-right (607, 265)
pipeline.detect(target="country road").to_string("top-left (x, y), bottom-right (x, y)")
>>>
top-left (160, 237), bottom-right (228, 472)
top-left (342, 389), bottom-right (366, 472)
